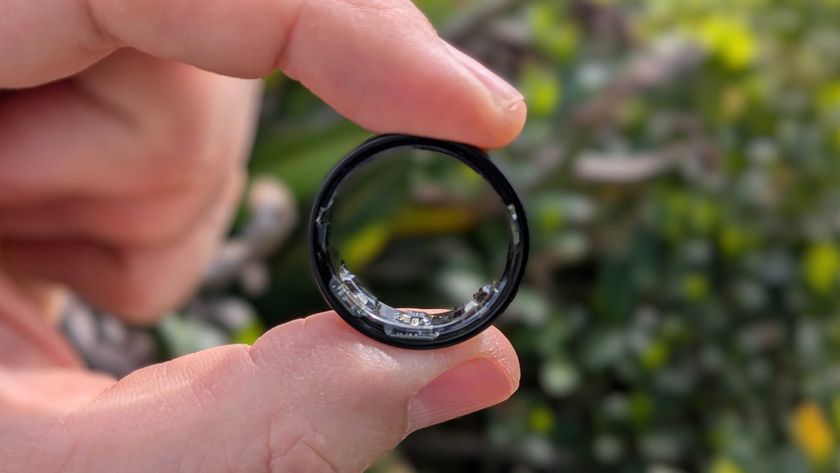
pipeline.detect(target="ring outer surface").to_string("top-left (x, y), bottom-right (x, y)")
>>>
top-left (308, 134), bottom-right (529, 349)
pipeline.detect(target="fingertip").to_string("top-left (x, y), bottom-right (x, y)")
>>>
top-left (266, 1), bottom-right (527, 150)
top-left (403, 326), bottom-right (520, 433)
top-left (358, 60), bottom-right (528, 150)
top-left (473, 325), bottom-right (521, 391)
top-left (438, 42), bottom-right (528, 149)
top-left (478, 99), bottom-right (528, 150)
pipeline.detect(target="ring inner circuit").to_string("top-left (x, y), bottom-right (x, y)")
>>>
top-left (316, 194), bottom-right (521, 341)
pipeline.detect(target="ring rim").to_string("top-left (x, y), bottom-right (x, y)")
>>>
top-left (308, 134), bottom-right (529, 349)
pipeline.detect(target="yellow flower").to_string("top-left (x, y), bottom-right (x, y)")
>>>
top-left (791, 402), bottom-right (836, 465)
top-left (803, 242), bottom-right (840, 295)
top-left (697, 17), bottom-right (757, 71)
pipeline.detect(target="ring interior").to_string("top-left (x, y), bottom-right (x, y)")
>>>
top-left (314, 149), bottom-right (523, 342)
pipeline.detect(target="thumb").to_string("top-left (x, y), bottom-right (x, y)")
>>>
top-left (47, 311), bottom-right (519, 472)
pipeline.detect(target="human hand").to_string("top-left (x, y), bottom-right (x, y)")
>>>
top-left (0, 0), bottom-right (526, 471)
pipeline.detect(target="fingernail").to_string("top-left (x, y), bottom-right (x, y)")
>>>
top-left (445, 43), bottom-right (524, 110)
top-left (406, 358), bottom-right (515, 434)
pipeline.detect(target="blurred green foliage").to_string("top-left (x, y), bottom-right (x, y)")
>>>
top-left (244, 0), bottom-right (840, 471)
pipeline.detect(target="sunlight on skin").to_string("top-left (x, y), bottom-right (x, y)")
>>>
top-left (0, 0), bottom-right (526, 470)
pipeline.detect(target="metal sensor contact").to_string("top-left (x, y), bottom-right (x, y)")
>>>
top-left (308, 134), bottom-right (529, 349)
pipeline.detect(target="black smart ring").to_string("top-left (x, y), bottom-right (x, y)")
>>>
top-left (308, 134), bottom-right (529, 349)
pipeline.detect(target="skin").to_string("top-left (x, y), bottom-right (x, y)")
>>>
top-left (0, 0), bottom-right (527, 471)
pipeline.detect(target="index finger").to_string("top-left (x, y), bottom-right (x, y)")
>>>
top-left (0, 0), bottom-right (526, 148)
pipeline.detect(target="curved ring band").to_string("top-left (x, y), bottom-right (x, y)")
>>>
top-left (308, 134), bottom-right (529, 349)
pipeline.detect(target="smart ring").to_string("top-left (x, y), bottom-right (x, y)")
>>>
top-left (308, 134), bottom-right (529, 349)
